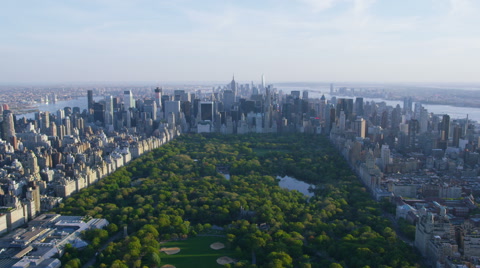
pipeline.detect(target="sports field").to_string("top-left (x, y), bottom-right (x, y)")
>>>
top-left (160, 236), bottom-right (240, 268)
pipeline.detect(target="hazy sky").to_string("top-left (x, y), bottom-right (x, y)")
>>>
top-left (1, 0), bottom-right (480, 84)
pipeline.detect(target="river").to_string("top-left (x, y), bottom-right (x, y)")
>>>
top-left (279, 87), bottom-right (480, 122)
top-left (16, 89), bottom-right (480, 123)
top-left (18, 96), bottom-right (103, 119)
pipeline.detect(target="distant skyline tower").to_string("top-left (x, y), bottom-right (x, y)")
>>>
top-left (63, 117), bottom-right (71, 136)
top-left (164, 100), bottom-right (181, 121)
top-left (2, 110), bottom-right (16, 141)
top-left (199, 101), bottom-right (214, 122)
top-left (123, 90), bottom-right (135, 110)
top-left (93, 102), bottom-right (105, 125)
top-left (230, 75), bottom-right (237, 93)
top-left (355, 97), bottom-right (364, 116)
top-left (154, 87), bottom-right (162, 108)
top-left (442, 114), bottom-right (450, 141)
top-left (56, 109), bottom-right (64, 125)
top-left (403, 97), bottom-right (413, 115)
top-left (452, 124), bottom-right (461, 147)
top-left (87, 89), bottom-right (94, 112)
top-left (223, 90), bottom-right (235, 112)
top-left (144, 99), bottom-right (157, 121)
top-left (49, 122), bottom-right (57, 137)
top-left (302, 90), bottom-right (308, 100)
top-left (122, 91), bottom-right (134, 128)
top-left (261, 74), bottom-right (266, 89)
top-left (355, 117), bottom-right (366, 138)
top-left (408, 119), bottom-right (419, 149)
top-left (338, 110), bottom-right (346, 131)
top-left (230, 75), bottom-right (237, 104)
top-left (41, 111), bottom-right (50, 134)
top-left (105, 96), bottom-right (114, 126)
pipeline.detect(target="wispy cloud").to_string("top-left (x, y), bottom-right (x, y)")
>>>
top-left (297, 0), bottom-right (339, 12)
top-left (1, 0), bottom-right (479, 83)
top-left (352, 0), bottom-right (376, 15)
top-left (448, 0), bottom-right (476, 15)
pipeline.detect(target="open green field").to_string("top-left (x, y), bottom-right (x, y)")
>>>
top-left (160, 236), bottom-right (240, 268)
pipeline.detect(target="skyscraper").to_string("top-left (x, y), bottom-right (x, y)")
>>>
top-left (452, 124), bottom-right (461, 147)
top-left (338, 111), bottom-right (346, 131)
top-left (230, 75), bottom-right (237, 94)
top-left (355, 97), bottom-right (364, 116)
top-left (154, 87), bottom-right (162, 108)
top-left (56, 109), bottom-right (64, 125)
top-left (123, 91), bottom-right (135, 128)
top-left (355, 117), bottom-right (366, 138)
top-left (223, 90), bottom-right (235, 112)
top-left (123, 90), bottom-right (135, 110)
top-left (408, 119), bottom-right (419, 149)
top-left (93, 102), bottom-right (105, 125)
top-left (403, 97), bottom-right (413, 115)
top-left (200, 101), bottom-right (214, 122)
top-left (164, 100), bottom-right (181, 121)
top-left (144, 99), bottom-right (157, 121)
top-left (87, 90), bottom-right (94, 112)
top-left (105, 96), bottom-right (114, 126)
top-left (302, 90), bottom-right (309, 100)
top-left (2, 110), bottom-right (16, 141)
top-left (41, 112), bottom-right (50, 134)
top-left (442, 114), bottom-right (450, 141)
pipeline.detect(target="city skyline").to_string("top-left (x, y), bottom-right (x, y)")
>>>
top-left (2, 0), bottom-right (480, 83)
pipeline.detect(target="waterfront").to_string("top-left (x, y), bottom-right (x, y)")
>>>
top-left (304, 90), bottom-right (480, 123)
top-left (18, 96), bottom-right (103, 119)
top-left (12, 88), bottom-right (480, 123)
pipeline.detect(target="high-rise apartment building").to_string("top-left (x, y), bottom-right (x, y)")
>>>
top-left (87, 90), bottom-right (94, 112)
top-left (442, 114), bottom-right (450, 141)
top-left (2, 110), bottom-right (16, 141)
top-left (123, 90), bottom-right (135, 110)
top-left (154, 87), bottom-right (162, 108)
top-left (200, 102), bottom-right (214, 122)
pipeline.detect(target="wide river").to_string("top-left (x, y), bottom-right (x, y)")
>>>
top-left (19, 96), bottom-right (103, 119)
top-left (306, 90), bottom-right (480, 123)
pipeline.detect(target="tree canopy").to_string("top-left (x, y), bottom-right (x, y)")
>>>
top-left (55, 133), bottom-right (420, 268)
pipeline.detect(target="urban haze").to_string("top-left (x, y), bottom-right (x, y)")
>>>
top-left (1, 1), bottom-right (480, 268)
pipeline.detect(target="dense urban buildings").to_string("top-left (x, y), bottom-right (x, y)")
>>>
top-left (0, 77), bottom-right (479, 266)
top-left (0, 213), bottom-right (108, 267)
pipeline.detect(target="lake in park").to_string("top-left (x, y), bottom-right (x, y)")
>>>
top-left (278, 176), bottom-right (314, 197)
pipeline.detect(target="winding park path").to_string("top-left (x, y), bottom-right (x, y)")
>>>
top-left (82, 231), bottom-right (123, 268)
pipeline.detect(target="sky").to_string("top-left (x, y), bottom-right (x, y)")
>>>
top-left (1, 0), bottom-right (480, 84)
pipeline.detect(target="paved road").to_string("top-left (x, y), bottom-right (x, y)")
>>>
top-left (383, 212), bottom-right (414, 246)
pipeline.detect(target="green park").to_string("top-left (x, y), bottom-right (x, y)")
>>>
top-left (57, 133), bottom-right (421, 268)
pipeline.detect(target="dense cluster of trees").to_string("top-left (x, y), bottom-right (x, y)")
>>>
top-left (61, 225), bottom-right (116, 268)
top-left (56, 133), bottom-right (420, 267)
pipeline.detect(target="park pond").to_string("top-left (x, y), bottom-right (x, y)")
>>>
top-left (277, 176), bottom-right (314, 197)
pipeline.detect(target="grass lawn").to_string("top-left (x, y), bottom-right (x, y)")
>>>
top-left (159, 236), bottom-right (240, 268)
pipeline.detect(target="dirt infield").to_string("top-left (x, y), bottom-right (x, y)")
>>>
top-left (217, 256), bottom-right (235, 265)
top-left (160, 247), bottom-right (181, 255)
top-left (210, 242), bottom-right (225, 250)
